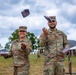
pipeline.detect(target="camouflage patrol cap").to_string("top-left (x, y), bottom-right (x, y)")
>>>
top-left (19, 26), bottom-right (27, 31)
top-left (49, 16), bottom-right (56, 21)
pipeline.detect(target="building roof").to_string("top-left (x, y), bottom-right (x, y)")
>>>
top-left (70, 46), bottom-right (76, 50)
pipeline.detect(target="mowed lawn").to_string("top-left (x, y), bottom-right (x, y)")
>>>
top-left (0, 55), bottom-right (76, 75)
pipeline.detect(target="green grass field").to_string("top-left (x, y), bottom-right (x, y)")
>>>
top-left (0, 55), bottom-right (76, 75)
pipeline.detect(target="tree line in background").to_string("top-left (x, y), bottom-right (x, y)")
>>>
top-left (4, 29), bottom-right (39, 51)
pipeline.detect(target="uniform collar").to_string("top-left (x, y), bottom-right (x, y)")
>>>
top-left (19, 37), bottom-right (27, 42)
top-left (48, 28), bottom-right (57, 33)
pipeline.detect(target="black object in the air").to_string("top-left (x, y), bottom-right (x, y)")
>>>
top-left (21, 9), bottom-right (30, 18)
top-left (44, 16), bottom-right (52, 22)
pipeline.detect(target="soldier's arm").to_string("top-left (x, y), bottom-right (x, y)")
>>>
top-left (25, 40), bottom-right (32, 55)
top-left (39, 33), bottom-right (48, 47)
top-left (63, 33), bottom-right (70, 48)
top-left (4, 44), bottom-right (13, 59)
top-left (37, 49), bottom-right (40, 58)
top-left (62, 33), bottom-right (70, 56)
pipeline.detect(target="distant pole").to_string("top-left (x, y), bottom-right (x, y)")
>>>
top-left (68, 50), bottom-right (72, 75)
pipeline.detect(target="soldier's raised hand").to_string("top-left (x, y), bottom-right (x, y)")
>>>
top-left (42, 27), bottom-right (48, 36)
top-left (21, 43), bottom-right (27, 50)
top-left (21, 43), bottom-right (29, 56)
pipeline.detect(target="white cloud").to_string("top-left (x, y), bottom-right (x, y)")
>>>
top-left (0, 0), bottom-right (76, 47)
top-left (46, 9), bottom-right (60, 16)
top-left (0, 37), bottom-right (9, 47)
top-left (73, 0), bottom-right (76, 4)
top-left (68, 33), bottom-right (76, 41)
top-left (67, 29), bottom-right (76, 41)
top-left (61, 3), bottom-right (76, 16)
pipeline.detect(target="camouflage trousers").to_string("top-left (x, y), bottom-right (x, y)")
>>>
top-left (44, 61), bottom-right (65, 75)
top-left (14, 65), bottom-right (30, 75)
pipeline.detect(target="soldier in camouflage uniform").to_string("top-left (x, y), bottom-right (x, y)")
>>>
top-left (39, 16), bottom-right (70, 75)
top-left (4, 26), bottom-right (32, 75)
top-left (36, 48), bottom-right (41, 61)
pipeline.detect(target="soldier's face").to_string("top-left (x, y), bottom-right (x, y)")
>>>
top-left (48, 21), bottom-right (57, 29)
top-left (18, 30), bottom-right (27, 38)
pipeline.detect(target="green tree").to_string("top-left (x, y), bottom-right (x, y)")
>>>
top-left (0, 43), bottom-right (3, 49)
top-left (5, 42), bottom-right (11, 50)
top-left (9, 29), bottom-right (19, 42)
top-left (8, 29), bottom-right (38, 50)
top-left (26, 32), bottom-right (39, 50)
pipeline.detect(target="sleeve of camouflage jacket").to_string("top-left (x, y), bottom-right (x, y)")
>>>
top-left (63, 33), bottom-right (70, 48)
top-left (7, 40), bottom-right (18, 58)
top-left (39, 33), bottom-right (48, 47)
top-left (7, 42), bottom-right (13, 58)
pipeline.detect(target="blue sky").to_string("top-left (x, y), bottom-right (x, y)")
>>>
top-left (0, 0), bottom-right (76, 47)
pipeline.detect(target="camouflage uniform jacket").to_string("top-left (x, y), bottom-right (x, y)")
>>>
top-left (8, 38), bottom-right (32, 66)
top-left (39, 29), bottom-right (69, 62)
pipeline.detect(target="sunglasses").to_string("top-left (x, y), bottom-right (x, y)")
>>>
top-left (51, 20), bottom-right (55, 22)
top-left (49, 20), bottom-right (55, 23)
top-left (19, 30), bottom-right (26, 32)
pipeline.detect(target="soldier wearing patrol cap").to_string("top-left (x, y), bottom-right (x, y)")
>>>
top-left (4, 26), bottom-right (32, 75)
top-left (39, 16), bottom-right (70, 75)
top-left (19, 26), bottom-right (27, 31)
